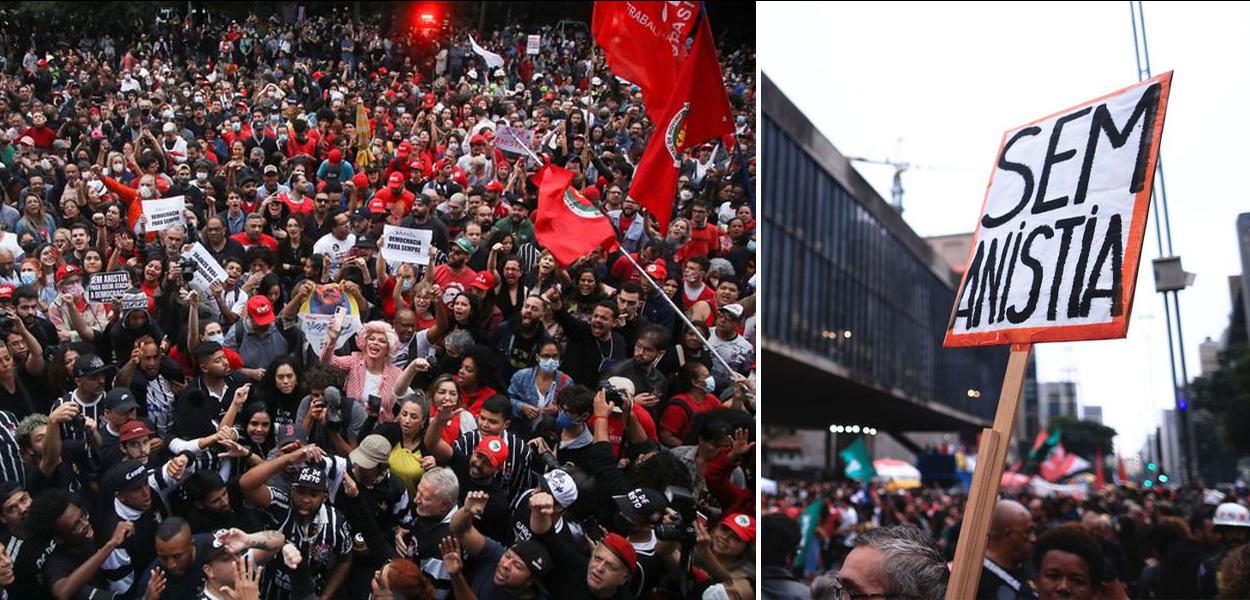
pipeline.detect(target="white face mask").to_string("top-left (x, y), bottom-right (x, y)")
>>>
top-left (140, 185), bottom-right (156, 199)
top-left (196, 172), bottom-right (208, 181)
top-left (679, 190), bottom-right (694, 201)
top-left (112, 163), bottom-right (125, 174)
top-left (704, 376), bottom-right (716, 393)
top-left (205, 333), bottom-right (224, 345)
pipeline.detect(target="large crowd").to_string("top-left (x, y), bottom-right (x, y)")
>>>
top-left (0, 5), bottom-right (757, 600)
top-left (761, 479), bottom-right (1250, 600)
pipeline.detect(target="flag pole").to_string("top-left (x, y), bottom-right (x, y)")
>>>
top-left (518, 140), bottom-right (740, 379)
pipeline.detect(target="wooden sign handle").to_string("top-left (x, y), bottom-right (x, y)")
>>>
top-left (945, 343), bottom-right (1033, 600)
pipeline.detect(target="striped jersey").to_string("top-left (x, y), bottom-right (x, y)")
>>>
top-left (258, 486), bottom-right (353, 600)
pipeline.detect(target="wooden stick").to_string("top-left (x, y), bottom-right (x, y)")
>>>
top-left (945, 343), bottom-right (1033, 600)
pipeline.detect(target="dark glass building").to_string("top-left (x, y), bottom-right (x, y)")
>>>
top-left (762, 74), bottom-right (1008, 432)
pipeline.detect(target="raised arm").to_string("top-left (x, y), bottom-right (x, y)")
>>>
top-left (449, 490), bottom-right (489, 556)
top-left (239, 444), bottom-right (322, 508)
top-left (423, 397), bottom-right (455, 464)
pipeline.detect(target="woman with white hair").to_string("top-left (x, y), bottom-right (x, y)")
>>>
top-left (323, 318), bottom-right (405, 422)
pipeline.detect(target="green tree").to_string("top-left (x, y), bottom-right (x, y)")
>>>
top-left (1047, 415), bottom-right (1116, 459)
top-left (1191, 345), bottom-right (1250, 456)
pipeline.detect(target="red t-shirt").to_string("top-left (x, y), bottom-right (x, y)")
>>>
top-left (682, 283), bottom-right (716, 311)
top-left (170, 344), bottom-right (244, 377)
top-left (609, 253), bottom-right (643, 286)
top-left (660, 393), bottom-right (723, 440)
top-left (434, 264), bottom-right (479, 296)
top-left (371, 187), bottom-right (415, 215)
top-left (684, 222), bottom-right (722, 259)
top-left (588, 404), bottom-right (659, 458)
top-left (283, 193), bottom-right (315, 215)
top-left (231, 232), bottom-right (278, 253)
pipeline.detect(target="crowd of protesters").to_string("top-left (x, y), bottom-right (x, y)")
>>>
top-left (0, 5), bottom-right (757, 600)
top-left (761, 479), bottom-right (1250, 599)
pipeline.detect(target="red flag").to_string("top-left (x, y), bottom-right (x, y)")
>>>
top-left (1095, 447), bottom-right (1106, 489)
top-left (591, 1), bottom-right (697, 111)
top-left (534, 164), bottom-right (619, 267)
top-left (1117, 453), bottom-right (1128, 483)
top-left (628, 12), bottom-right (734, 232)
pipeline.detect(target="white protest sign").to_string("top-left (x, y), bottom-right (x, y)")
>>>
top-left (493, 126), bottom-right (534, 156)
top-left (181, 242), bottom-right (228, 294)
top-left (142, 195), bottom-right (186, 232)
top-left (944, 72), bottom-right (1172, 347)
top-left (299, 312), bottom-right (361, 357)
top-left (120, 292), bottom-right (149, 313)
top-left (526, 35), bottom-right (540, 55)
top-left (86, 271), bottom-right (132, 303)
top-left (382, 225), bottom-right (433, 265)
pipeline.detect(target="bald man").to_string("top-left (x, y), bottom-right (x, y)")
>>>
top-left (978, 499), bottom-right (1038, 600)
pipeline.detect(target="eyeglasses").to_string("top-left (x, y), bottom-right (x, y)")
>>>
top-left (828, 580), bottom-right (903, 600)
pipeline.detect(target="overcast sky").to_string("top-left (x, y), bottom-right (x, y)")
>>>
top-left (760, 1), bottom-right (1250, 456)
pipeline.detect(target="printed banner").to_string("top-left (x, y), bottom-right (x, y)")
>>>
top-left (494, 126), bottom-right (534, 156)
top-left (381, 225), bottom-right (433, 265)
top-left (86, 271), bottom-right (132, 303)
top-left (526, 34), bottom-right (540, 55)
top-left (142, 195), bottom-right (186, 232)
top-left (181, 242), bottom-right (228, 294)
top-left (944, 72), bottom-right (1173, 347)
top-left (298, 284), bottom-right (363, 356)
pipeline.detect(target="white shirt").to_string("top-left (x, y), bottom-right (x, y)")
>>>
top-left (313, 232), bottom-right (356, 279)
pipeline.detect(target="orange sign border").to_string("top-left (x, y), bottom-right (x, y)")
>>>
top-left (944, 72), bottom-right (1173, 348)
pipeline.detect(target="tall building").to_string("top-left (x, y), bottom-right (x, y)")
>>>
top-left (1199, 336), bottom-right (1222, 377)
top-left (1083, 406), bottom-right (1104, 425)
top-left (761, 74), bottom-right (1008, 474)
top-left (1038, 381), bottom-right (1079, 427)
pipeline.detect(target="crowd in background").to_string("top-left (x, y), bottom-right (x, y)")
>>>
top-left (0, 5), bottom-right (757, 599)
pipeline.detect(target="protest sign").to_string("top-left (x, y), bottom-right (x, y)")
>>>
top-left (494, 126), bottom-right (534, 156)
top-left (381, 225), bottom-right (433, 265)
top-left (526, 34), bottom-right (540, 55)
top-left (120, 292), bottom-right (149, 313)
top-left (142, 195), bottom-right (186, 232)
top-left (943, 73), bottom-right (1172, 600)
top-left (298, 284), bottom-right (362, 356)
top-left (86, 271), bottom-right (132, 303)
top-left (945, 72), bottom-right (1172, 347)
top-left (181, 242), bottom-right (228, 293)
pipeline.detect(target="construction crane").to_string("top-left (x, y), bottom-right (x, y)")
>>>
top-left (847, 155), bottom-right (910, 213)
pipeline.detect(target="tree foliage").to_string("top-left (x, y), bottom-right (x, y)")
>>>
top-left (1048, 415), bottom-right (1117, 459)
top-left (1191, 344), bottom-right (1250, 456)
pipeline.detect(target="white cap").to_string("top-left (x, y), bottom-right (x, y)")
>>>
top-left (591, 76), bottom-right (602, 86)
top-left (1214, 502), bottom-right (1250, 527)
top-left (542, 469), bottom-right (579, 508)
top-left (162, 122), bottom-right (176, 133)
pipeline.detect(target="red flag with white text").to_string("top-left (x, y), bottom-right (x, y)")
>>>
top-left (534, 164), bottom-right (619, 267)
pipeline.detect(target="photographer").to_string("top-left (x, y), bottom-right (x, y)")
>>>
top-left (295, 369), bottom-right (366, 457)
top-left (529, 491), bottom-right (636, 600)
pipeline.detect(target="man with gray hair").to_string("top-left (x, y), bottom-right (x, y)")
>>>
top-left (812, 525), bottom-right (948, 600)
top-left (395, 465), bottom-right (460, 593)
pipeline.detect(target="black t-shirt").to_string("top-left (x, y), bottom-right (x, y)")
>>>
top-left (1, 528), bottom-right (56, 600)
top-left (135, 533), bottom-right (218, 600)
top-left (448, 448), bottom-right (512, 543)
top-left (43, 542), bottom-right (110, 600)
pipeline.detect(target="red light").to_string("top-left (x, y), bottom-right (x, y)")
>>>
top-left (419, 13), bottom-right (435, 24)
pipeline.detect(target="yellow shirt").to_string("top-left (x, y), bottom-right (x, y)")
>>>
top-left (389, 442), bottom-right (425, 497)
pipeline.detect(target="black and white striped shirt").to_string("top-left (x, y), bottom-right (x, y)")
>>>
top-left (259, 486), bottom-right (353, 600)
top-left (453, 429), bottom-right (537, 508)
top-left (51, 389), bottom-right (105, 443)
top-left (0, 411), bottom-right (27, 487)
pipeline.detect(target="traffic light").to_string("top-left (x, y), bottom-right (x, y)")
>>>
top-left (1158, 474), bottom-right (1169, 484)
top-left (1147, 462), bottom-right (1157, 471)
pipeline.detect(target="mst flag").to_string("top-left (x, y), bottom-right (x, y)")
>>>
top-left (627, 11), bottom-right (734, 232)
top-left (534, 164), bottom-right (619, 266)
top-left (840, 437), bottom-right (877, 482)
top-left (591, 1), bottom-right (697, 110)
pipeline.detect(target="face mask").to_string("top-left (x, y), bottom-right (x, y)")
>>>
top-left (176, 176), bottom-right (190, 186)
top-left (704, 376), bottom-right (717, 393)
top-left (448, 143), bottom-right (461, 154)
top-left (19, 271), bottom-right (36, 285)
top-left (140, 186), bottom-right (156, 199)
top-left (233, 122), bottom-right (241, 132)
top-left (395, 106), bottom-right (405, 114)
top-left (555, 410), bottom-right (576, 430)
top-left (161, 109), bottom-right (175, 120)
top-left (679, 190), bottom-right (694, 201)
top-left (112, 163), bottom-right (125, 174)
top-left (538, 358), bottom-right (560, 373)
top-left (196, 172), bottom-right (208, 182)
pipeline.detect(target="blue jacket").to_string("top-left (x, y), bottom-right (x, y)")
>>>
top-left (507, 367), bottom-right (572, 421)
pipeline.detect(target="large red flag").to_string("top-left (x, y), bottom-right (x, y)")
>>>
top-left (591, 1), bottom-right (697, 111)
top-left (534, 164), bottom-right (619, 267)
top-left (628, 11), bottom-right (734, 232)
top-left (1095, 447), bottom-right (1106, 489)
top-left (1117, 453), bottom-right (1128, 483)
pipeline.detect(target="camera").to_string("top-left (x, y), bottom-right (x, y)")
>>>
top-left (323, 386), bottom-right (344, 426)
top-left (654, 485), bottom-right (697, 544)
top-left (178, 256), bottom-right (198, 284)
top-left (599, 381), bottom-right (625, 408)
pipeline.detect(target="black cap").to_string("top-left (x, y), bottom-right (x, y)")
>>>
top-left (73, 354), bottom-right (109, 378)
top-left (511, 541), bottom-right (553, 577)
top-left (612, 487), bottom-right (667, 522)
top-left (0, 482), bottom-right (24, 504)
top-left (104, 459), bottom-right (153, 493)
top-left (102, 388), bottom-right (139, 414)
top-left (353, 237), bottom-right (378, 250)
top-left (292, 466), bottom-right (327, 492)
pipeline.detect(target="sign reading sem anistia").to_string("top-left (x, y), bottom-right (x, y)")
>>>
top-left (945, 72), bottom-right (1172, 347)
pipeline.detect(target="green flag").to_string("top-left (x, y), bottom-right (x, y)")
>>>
top-left (793, 498), bottom-right (824, 570)
top-left (840, 437), bottom-right (877, 482)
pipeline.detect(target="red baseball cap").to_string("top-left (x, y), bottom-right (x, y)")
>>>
top-left (601, 533), bottom-right (637, 572)
top-left (56, 264), bottom-right (84, 284)
top-left (469, 134), bottom-right (486, 146)
top-left (352, 172), bottom-right (369, 189)
top-left (474, 435), bottom-right (509, 468)
top-left (721, 513), bottom-right (756, 543)
top-left (470, 271), bottom-right (496, 291)
top-left (0, 284), bottom-right (13, 300)
top-left (388, 172), bottom-right (405, 186)
top-left (246, 295), bottom-right (275, 326)
top-left (397, 141), bottom-right (412, 157)
top-left (484, 180), bottom-right (504, 192)
top-left (328, 148), bottom-right (343, 163)
top-left (118, 420), bottom-right (154, 443)
top-left (644, 260), bottom-right (667, 281)
top-left (423, 92), bottom-right (436, 108)
top-left (367, 197), bottom-right (388, 215)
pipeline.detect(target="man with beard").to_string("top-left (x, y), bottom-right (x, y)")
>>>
top-left (440, 489), bottom-right (554, 600)
top-left (605, 324), bottom-right (669, 408)
top-left (393, 466), bottom-right (460, 593)
top-left (338, 434), bottom-right (413, 597)
top-left (609, 197), bottom-right (653, 254)
top-left (0, 482), bottom-right (57, 599)
top-left (491, 202), bottom-right (535, 247)
top-left (706, 304), bottom-right (754, 389)
top-left (434, 238), bottom-right (479, 296)
top-left (491, 294), bottom-right (549, 381)
top-left (313, 208), bottom-right (356, 280)
top-left (452, 395), bottom-right (538, 509)
top-left (425, 402), bottom-right (513, 543)
top-left (437, 192), bottom-right (471, 242)
top-left (25, 488), bottom-right (135, 600)
top-left (115, 335), bottom-right (185, 439)
top-left (136, 517), bottom-right (286, 600)
top-left (373, 172), bottom-right (417, 216)
top-left (202, 216), bottom-right (247, 267)
top-left (424, 160), bottom-right (464, 202)
top-left (544, 288), bottom-right (627, 386)
top-left (239, 444), bottom-right (354, 600)
top-left (401, 192), bottom-right (450, 254)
